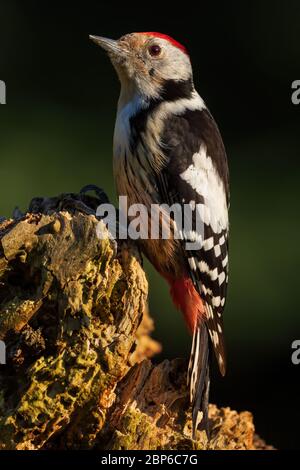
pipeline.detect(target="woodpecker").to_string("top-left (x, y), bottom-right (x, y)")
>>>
top-left (90, 32), bottom-right (229, 437)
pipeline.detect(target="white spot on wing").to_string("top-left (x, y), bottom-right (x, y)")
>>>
top-left (198, 262), bottom-right (219, 282)
top-left (219, 235), bottom-right (225, 245)
top-left (199, 260), bottom-right (209, 273)
top-left (210, 267), bottom-right (218, 281)
top-left (180, 143), bottom-right (228, 233)
top-left (218, 271), bottom-right (226, 285)
top-left (214, 244), bottom-right (221, 257)
top-left (222, 255), bottom-right (228, 267)
top-left (201, 284), bottom-right (212, 296)
top-left (203, 237), bottom-right (214, 251)
top-left (183, 230), bottom-right (202, 245)
top-left (212, 296), bottom-right (221, 307)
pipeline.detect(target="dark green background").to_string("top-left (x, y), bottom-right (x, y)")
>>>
top-left (0, 0), bottom-right (300, 449)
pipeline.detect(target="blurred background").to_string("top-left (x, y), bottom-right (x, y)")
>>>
top-left (0, 0), bottom-right (300, 449)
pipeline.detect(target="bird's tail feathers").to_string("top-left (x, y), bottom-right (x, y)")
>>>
top-left (188, 321), bottom-right (211, 439)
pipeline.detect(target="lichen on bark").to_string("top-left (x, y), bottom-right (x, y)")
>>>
top-left (0, 192), bottom-right (272, 450)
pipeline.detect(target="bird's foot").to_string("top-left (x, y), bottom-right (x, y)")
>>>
top-left (80, 184), bottom-right (110, 205)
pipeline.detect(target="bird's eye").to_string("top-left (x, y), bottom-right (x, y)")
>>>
top-left (148, 44), bottom-right (162, 57)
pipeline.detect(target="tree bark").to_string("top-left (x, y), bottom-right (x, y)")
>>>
top-left (0, 192), bottom-right (272, 450)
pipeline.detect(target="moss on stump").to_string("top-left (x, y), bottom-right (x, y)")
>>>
top-left (0, 192), bottom-right (272, 450)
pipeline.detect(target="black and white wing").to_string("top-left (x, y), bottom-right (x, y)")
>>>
top-left (159, 106), bottom-right (229, 432)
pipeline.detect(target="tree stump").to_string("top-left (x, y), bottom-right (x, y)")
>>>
top-left (0, 192), bottom-right (272, 450)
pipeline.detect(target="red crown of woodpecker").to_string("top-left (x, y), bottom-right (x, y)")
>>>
top-left (139, 32), bottom-right (188, 56)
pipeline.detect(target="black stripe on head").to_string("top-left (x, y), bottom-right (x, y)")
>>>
top-left (161, 77), bottom-right (194, 101)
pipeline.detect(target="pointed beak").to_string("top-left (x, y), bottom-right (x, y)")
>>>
top-left (89, 35), bottom-right (128, 58)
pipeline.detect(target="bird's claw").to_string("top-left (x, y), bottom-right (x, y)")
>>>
top-left (80, 184), bottom-right (110, 204)
top-left (60, 198), bottom-right (95, 216)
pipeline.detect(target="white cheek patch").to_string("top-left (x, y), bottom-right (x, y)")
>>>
top-left (160, 43), bottom-right (192, 82)
top-left (180, 144), bottom-right (228, 233)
